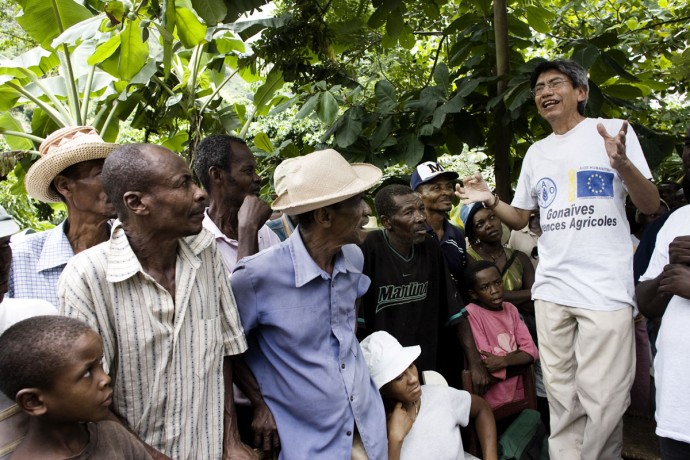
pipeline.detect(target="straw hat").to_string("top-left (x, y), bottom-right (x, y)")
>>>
top-left (273, 157), bottom-right (299, 197)
top-left (271, 149), bottom-right (382, 215)
top-left (360, 331), bottom-right (421, 389)
top-left (25, 126), bottom-right (118, 203)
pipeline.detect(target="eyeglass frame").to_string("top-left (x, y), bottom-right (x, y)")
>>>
top-left (531, 77), bottom-right (573, 97)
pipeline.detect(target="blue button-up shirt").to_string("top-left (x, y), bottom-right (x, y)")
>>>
top-left (8, 223), bottom-right (73, 306)
top-left (231, 229), bottom-right (387, 459)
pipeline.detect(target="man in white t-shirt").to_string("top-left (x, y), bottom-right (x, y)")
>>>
top-left (458, 59), bottom-right (659, 460)
top-left (636, 129), bottom-right (690, 459)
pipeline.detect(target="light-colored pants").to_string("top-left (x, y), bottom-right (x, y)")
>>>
top-left (535, 300), bottom-right (635, 460)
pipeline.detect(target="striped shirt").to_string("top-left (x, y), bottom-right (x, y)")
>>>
top-left (58, 221), bottom-right (247, 459)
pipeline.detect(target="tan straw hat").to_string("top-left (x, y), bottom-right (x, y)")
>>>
top-left (271, 149), bottom-right (382, 215)
top-left (25, 126), bottom-right (118, 203)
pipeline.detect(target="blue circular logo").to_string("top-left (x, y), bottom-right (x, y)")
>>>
top-left (536, 177), bottom-right (557, 208)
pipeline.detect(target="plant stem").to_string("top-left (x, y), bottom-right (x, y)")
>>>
top-left (0, 131), bottom-right (45, 143)
top-left (81, 65), bottom-right (96, 123)
top-left (6, 82), bottom-right (68, 126)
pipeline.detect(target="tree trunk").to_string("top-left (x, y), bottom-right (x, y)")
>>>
top-left (492, 0), bottom-right (512, 200)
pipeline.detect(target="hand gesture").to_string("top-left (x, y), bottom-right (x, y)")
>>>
top-left (669, 235), bottom-right (690, 265)
top-left (387, 402), bottom-right (414, 443)
top-left (597, 121), bottom-right (631, 170)
top-left (222, 441), bottom-right (259, 460)
top-left (252, 402), bottom-right (280, 454)
top-left (455, 172), bottom-right (493, 205)
top-left (469, 361), bottom-right (492, 395)
top-left (237, 195), bottom-right (273, 235)
top-left (480, 351), bottom-right (507, 373)
top-left (659, 264), bottom-right (690, 300)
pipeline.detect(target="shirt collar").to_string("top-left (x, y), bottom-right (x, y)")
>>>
top-left (202, 209), bottom-right (238, 246)
top-left (425, 218), bottom-right (457, 244)
top-left (105, 220), bottom-right (214, 283)
top-left (287, 227), bottom-right (360, 288)
top-left (37, 222), bottom-right (74, 272)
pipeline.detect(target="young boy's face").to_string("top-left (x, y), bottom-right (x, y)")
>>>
top-left (41, 330), bottom-right (112, 422)
top-left (470, 267), bottom-right (504, 311)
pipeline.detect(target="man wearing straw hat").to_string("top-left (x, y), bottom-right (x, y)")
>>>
top-left (231, 149), bottom-right (388, 459)
top-left (9, 126), bottom-right (116, 306)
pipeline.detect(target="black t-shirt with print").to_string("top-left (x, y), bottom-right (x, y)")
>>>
top-left (357, 230), bottom-right (464, 373)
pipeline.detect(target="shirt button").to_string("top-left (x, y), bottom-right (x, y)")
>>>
top-left (346, 431), bottom-right (352, 436)
top-left (341, 363), bottom-right (346, 369)
top-left (350, 395), bottom-right (354, 401)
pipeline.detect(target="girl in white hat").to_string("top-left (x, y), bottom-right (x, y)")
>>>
top-left (361, 331), bottom-right (498, 460)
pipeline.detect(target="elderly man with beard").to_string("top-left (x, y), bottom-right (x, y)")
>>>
top-left (58, 144), bottom-right (251, 459)
top-left (356, 184), bottom-right (467, 379)
top-left (230, 149), bottom-right (388, 459)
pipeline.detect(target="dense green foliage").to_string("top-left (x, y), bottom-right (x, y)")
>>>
top-left (1, 0), bottom-right (689, 227)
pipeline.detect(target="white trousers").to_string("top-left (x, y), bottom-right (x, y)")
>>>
top-left (535, 300), bottom-right (635, 460)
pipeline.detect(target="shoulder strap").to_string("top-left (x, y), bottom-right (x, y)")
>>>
top-left (501, 249), bottom-right (519, 277)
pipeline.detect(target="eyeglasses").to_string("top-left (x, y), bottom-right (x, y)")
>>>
top-left (532, 78), bottom-right (572, 97)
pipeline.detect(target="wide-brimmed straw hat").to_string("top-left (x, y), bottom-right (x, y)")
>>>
top-left (271, 149), bottom-right (382, 215)
top-left (25, 126), bottom-right (118, 203)
top-left (360, 331), bottom-right (421, 389)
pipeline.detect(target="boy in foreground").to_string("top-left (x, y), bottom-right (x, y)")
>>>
top-left (0, 316), bottom-right (151, 459)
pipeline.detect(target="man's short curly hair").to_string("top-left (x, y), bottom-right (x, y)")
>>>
top-left (193, 135), bottom-right (247, 192)
top-left (0, 315), bottom-right (94, 400)
top-left (464, 260), bottom-right (501, 292)
top-left (374, 184), bottom-right (416, 220)
top-left (101, 143), bottom-right (159, 220)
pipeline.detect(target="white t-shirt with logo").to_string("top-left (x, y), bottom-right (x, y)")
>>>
top-left (512, 117), bottom-right (652, 311)
top-left (639, 205), bottom-right (690, 444)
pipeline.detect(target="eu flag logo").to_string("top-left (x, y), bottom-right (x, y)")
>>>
top-left (576, 170), bottom-right (614, 198)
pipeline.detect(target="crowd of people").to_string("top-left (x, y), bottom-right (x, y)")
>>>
top-left (0, 58), bottom-right (687, 460)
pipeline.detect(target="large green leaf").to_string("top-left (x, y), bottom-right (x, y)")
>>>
top-left (524, 6), bottom-right (555, 34)
top-left (316, 91), bottom-right (338, 125)
top-left (176, 7), bottom-right (207, 48)
top-left (0, 113), bottom-right (33, 150)
top-left (118, 19), bottom-right (149, 81)
top-left (253, 68), bottom-right (284, 115)
top-left (375, 80), bottom-right (398, 115)
top-left (601, 84), bottom-right (644, 99)
top-left (335, 107), bottom-right (363, 148)
top-left (0, 85), bottom-right (20, 112)
top-left (296, 94), bottom-right (319, 119)
top-left (191, 0), bottom-right (227, 26)
top-left (433, 63), bottom-right (449, 95)
top-left (370, 116), bottom-right (393, 151)
top-left (16, 0), bottom-right (93, 48)
top-left (397, 133), bottom-right (425, 166)
top-left (223, 0), bottom-right (270, 23)
top-left (0, 47), bottom-right (59, 79)
top-left (88, 34), bottom-right (121, 66)
top-left (51, 14), bottom-right (104, 49)
top-left (253, 132), bottom-right (274, 153)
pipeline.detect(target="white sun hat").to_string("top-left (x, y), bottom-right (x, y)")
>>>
top-left (360, 331), bottom-right (421, 389)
